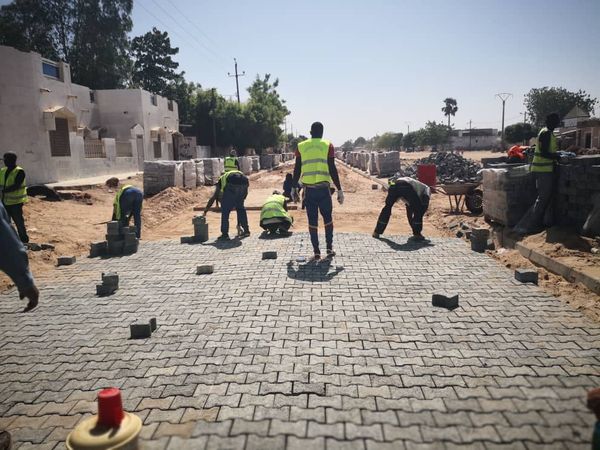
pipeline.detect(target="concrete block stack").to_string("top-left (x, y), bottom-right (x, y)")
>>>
top-left (201, 158), bottom-right (222, 185)
top-left (100, 221), bottom-right (139, 257)
top-left (556, 156), bottom-right (600, 230)
top-left (368, 153), bottom-right (377, 175)
top-left (260, 154), bottom-right (274, 170)
top-left (180, 215), bottom-right (209, 244)
top-left (250, 156), bottom-right (260, 172)
top-left (373, 151), bottom-right (401, 177)
top-left (273, 154), bottom-right (282, 167)
top-left (182, 160), bottom-right (197, 188)
top-left (96, 272), bottom-right (119, 296)
top-left (143, 161), bottom-right (183, 195)
top-left (195, 160), bottom-right (205, 186)
top-left (482, 166), bottom-right (536, 226)
top-left (239, 156), bottom-right (253, 175)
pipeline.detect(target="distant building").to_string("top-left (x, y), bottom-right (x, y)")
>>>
top-left (558, 105), bottom-right (599, 150)
top-left (450, 128), bottom-right (499, 150)
top-left (0, 45), bottom-right (179, 184)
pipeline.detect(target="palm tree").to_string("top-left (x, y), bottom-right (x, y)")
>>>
top-left (442, 98), bottom-right (458, 128)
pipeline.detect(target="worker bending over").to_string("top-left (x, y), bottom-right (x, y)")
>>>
top-left (203, 169), bottom-right (249, 240)
top-left (292, 122), bottom-right (343, 260)
top-left (112, 184), bottom-right (144, 238)
top-left (224, 149), bottom-right (240, 171)
top-left (260, 191), bottom-right (293, 236)
top-left (373, 175), bottom-right (431, 241)
top-left (0, 152), bottom-right (29, 243)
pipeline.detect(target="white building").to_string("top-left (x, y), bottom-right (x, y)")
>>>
top-left (450, 128), bottom-right (500, 150)
top-left (0, 45), bottom-right (179, 184)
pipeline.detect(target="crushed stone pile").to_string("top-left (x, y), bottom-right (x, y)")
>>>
top-left (400, 152), bottom-right (483, 183)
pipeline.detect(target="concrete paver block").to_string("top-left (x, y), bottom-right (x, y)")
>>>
top-left (263, 251), bottom-right (277, 260)
top-left (106, 221), bottom-right (121, 235)
top-left (180, 236), bottom-right (195, 244)
top-left (89, 241), bottom-right (107, 258)
top-left (96, 283), bottom-right (117, 297)
top-left (101, 272), bottom-right (119, 287)
top-left (515, 269), bottom-right (538, 284)
top-left (150, 318), bottom-right (157, 331)
top-left (57, 256), bottom-right (76, 266)
top-left (196, 265), bottom-right (214, 275)
top-left (107, 240), bottom-right (125, 255)
top-left (130, 322), bottom-right (152, 339)
top-left (432, 294), bottom-right (459, 310)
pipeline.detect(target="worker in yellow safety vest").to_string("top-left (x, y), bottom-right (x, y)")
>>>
top-left (203, 169), bottom-right (249, 240)
top-left (224, 149), bottom-right (240, 172)
top-left (515, 112), bottom-right (561, 234)
top-left (112, 184), bottom-right (144, 238)
top-left (0, 152), bottom-right (29, 243)
top-left (291, 122), bottom-right (343, 260)
top-left (260, 191), bottom-right (293, 236)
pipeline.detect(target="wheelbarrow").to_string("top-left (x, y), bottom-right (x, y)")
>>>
top-left (436, 182), bottom-right (483, 214)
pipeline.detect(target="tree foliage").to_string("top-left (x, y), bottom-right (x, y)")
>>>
top-left (341, 140), bottom-right (353, 150)
top-left (131, 27), bottom-right (181, 96)
top-left (442, 97), bottom-right (458, 128)
top-left (353, 136), bottom-right (367, 147)
top-left (504, 122), bottom-right (538, 144)
top-left (375, 132), bottom-right (403, 150)
top-left (524, 87), bottom-right (597, 127)
top-left (402, 132), bottom-right (418, 150)
top-left (415, 121), bottom-right (451, 148)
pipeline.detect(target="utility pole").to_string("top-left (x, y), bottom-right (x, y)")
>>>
top-left (495, 93), bottom-right (512, 150)
top-left (405, 121), bottom-right (410, 135)
top-left (228, 58), bottom-right (245, 104)
top-left (468, 120), bottom-right (472, 150)
top-left (520, 111), bottom-right (527, 124)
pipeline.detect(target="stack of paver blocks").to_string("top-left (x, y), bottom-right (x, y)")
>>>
top-left (482, 166), bottom-right (537, 226)
top-left (182, 160), bottom-right (197, 188)
top-left (238, 156), bottom-right (253, 175)
top-left (556, 156), bottom-right (600, 230)
top-left (96, 272), bottom-right (119, 296)
top-left (195, 159), bottom-right (205, 186)
top-left (260, 154), bottom-right (274, 170)
top-left (201, 158), bottom-right (224, 185)
top-left (98, 221), bottom-right (139, 257)
top-left (181, 215), bottom-right (209, 244)
top-left (373, 151), bottom-right (401, 176)
top-left (250, 156), bottom-right (260, 172)
top-left (143, 161), bottom-right (183, 195)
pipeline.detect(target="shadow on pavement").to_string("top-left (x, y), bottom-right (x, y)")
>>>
top-left (379, 237), bottom-right (435, 252)
top-left (258, 231), bottom-right (293, 240)
top-left (286, 259), bottom-right (344, 282)
top-left (204, 239), bottom-right (243, 250)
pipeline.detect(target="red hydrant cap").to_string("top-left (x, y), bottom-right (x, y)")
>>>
top-left (97, 387), bottom-right (124, 428)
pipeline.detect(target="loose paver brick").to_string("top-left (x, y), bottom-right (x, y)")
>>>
top-left (0, 233), bottom-right (599, 449)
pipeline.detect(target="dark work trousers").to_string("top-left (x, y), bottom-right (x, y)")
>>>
top-left (529, 172), bottom-right (554, 231)
top-left (375, 184), bottom-right (428, 236)
top-left (261, 219), bottom-right (291, 234)
top-left (119, 188), bottom-right (144, 238)
top-left (4, 203), bottom-right (29, 243)
top-left (304, 185), bottom-right (333, 254)
top-left (221, 185), bottom-right (248, 236)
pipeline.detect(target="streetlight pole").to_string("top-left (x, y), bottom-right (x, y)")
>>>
top-left (495, 93), bottom-right (512, 150)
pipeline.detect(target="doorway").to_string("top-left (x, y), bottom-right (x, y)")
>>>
top-left (136, 134), bottom-right (144, 170)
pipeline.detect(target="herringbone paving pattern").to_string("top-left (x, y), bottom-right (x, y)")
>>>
top-left (0, 233), bottom-right (598, 449)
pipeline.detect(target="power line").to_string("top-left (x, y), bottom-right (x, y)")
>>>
top-left (228, 58), bottom-right (245, 104)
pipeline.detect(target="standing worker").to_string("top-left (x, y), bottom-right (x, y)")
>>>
top-left (203, 168), bottom-right (250, 240)
top-left (0, 152), bottom-right (29, 243)
top-left (372, 175), bottom-right (431, 241)
top-left (514, 112), bottom-right (561, 234)
top-left (112, 184), bottom-right (144, 238)
top-left (224, 149), bottom-right (240, 171)
top-left (292, 122), bottom-right (343, 260)
top-left (260, 191), bottom-right (293, 236)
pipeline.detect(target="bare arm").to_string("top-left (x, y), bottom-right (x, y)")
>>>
top-left (204, 183), bottom-right (221, 213)
top-left (292, 156), bottom-right (302, 185)
top-left (328, 157), bottom-right (341, 191)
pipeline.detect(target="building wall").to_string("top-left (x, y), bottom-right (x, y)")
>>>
top-left (450, 135), bottom-right (500, 150)
top-left (0, 45), bottom-right (178, 184)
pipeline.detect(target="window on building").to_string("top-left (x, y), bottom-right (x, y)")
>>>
top-left (42, 61), bottom-right (60, 79)
top-left (168, 100), bottom-right (173, 111)
top-left (89, 91), bottom-right (95, 103)
top-left (49, 118), bottom-right (71, 156)
top-left (151, 94), bottom-right (158, 106)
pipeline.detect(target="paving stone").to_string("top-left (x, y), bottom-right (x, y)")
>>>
top-left (515, 269), bottom-right (539, 284)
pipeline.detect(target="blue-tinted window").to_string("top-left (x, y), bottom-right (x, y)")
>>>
top-left (42, 62), bottom-right (60, 79)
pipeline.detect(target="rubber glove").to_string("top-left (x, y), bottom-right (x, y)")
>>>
top-left (337, 190), bottom-right (344, 205)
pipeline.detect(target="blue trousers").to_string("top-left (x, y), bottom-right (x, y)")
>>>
top-left (304, 186), bottom-right (333, 254)
top-left (119, 188), bottom-right (143, 238)
top-left (221, 185), bottom-right (248, 235)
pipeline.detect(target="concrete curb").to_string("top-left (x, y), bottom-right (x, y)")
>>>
top-left (337, 160), bottom-right (389, 191)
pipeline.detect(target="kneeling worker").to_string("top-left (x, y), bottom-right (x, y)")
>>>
top-left (113, 184), bottom-right (144, 238)
top-left (373, 175), bottom-right (431, 241)
top-left (203, 169), bottom-right (249, 240)
top-left (260, 191), bottom-right (293, 235)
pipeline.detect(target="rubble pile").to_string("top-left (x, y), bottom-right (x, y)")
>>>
top-left (401, 152), bottom-right (482, 183)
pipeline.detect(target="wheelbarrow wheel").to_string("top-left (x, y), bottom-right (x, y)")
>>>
top-left (465, 189), bottom-right (483, 214)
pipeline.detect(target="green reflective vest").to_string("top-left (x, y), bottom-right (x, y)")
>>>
top-left (531, 127), bottom-right (558, 173)
top-left (224, 156), bottom-right (238, 171)
top-left (220, 170), bottom-right (244, 192)
top-left (113, 184), bottom-right (133, 220)
top-left (260, 194), bottom-right (292, 223)
top-left (298, 138), bottom-right (332, 185)
top-left (0, 166), bottom-right (28, 206)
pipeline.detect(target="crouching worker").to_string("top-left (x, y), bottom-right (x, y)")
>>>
top-left (373, 175), bottom-right (431, 241)
top-left (113, 184), bottom-right (144, 238)
top-left (260, 191), bottom-right (293, 236)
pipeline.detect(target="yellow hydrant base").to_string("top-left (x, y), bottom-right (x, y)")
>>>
top-left (66, 412), bottom-right (142, 450)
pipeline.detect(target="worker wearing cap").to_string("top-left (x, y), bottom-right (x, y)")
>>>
top-left (0, 152), bottom-right (29, 243)
top-left (373, 175), bottom-right (431, 241)
top-left (203, 169), bottom-right (249, 240)
top-left (260, 191), bottom-right (293, 236)
top-left (292, 122), bottom-right (343, 260)
top-left (224, 149), bottom-right (240, 172)
top-left (112, 184), bottom-right (144, 238)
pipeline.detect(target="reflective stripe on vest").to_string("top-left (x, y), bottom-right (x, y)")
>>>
top-left (224, 156), bottom-right (238, 171)
top-left (298, 138), bottom-right (332, 185)
top-left (220, 170), bottom-right (244, 192)
top-left (0, 166), bottom-right (28, 205)
top-left (260, 194), bottom-right (291, 222)
top-left (531, 127), bottom-right (558, 173)
top-left (114, 185), bottom-right (133, 220)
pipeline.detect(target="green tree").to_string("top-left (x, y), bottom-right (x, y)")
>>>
top-left (415, 121), bottom-right (451, 148)
top-left (131, 27), bottom-right (181, 96)
top-left (375, 132), bottom-right (403, 150)
top-left (165, 76), bottom-right (199, 130)
top-left (442, 97), bottom-right (458, 128)
top-left (341, 140), bottom-right (353, 150)
top-left (402, 132), bottom-right (417, 150)
top-left (524, 87), bottom-right (597, 127)
top-left (354, 136), bottom-right (367, 147)
top-left (504, 122), bottom-right (538, 144)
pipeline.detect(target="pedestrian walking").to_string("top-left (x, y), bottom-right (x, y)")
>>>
top-left (0, 152), bottom-right (29, 243)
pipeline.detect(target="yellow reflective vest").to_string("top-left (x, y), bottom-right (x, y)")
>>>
top-left (531, 127), bottom-right (558, 173)
top-left (113, 185), bottom-right (133, 220)
top-left (219, 170), bottom-right (244, 192)
top-left (298, 138), bottom-right (332, 185)
top-left (0, 166), bottom-right (28, 206)
top-left (224, 156), bottom-right (238, 171)
top-left (260, 194), bottom-right (292, 223)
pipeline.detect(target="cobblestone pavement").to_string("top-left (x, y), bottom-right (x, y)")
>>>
top-left (1, 233), bottom-right (599, 450)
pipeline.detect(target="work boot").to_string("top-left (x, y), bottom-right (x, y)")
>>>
top-left (217, 234), bottom-right (230, 241)
top-left (410, 234), bottom-right (426, 242)
top-left (240, 229), bottom-right (250, 238)
top-left (0, 431), bottom-right (11, 450)
top-left (311, 252), bottom-right (321, 261)
top-left (372, 232), bottom-right (380, 239)
top-left (326, 249), bottom-right (336, 258)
